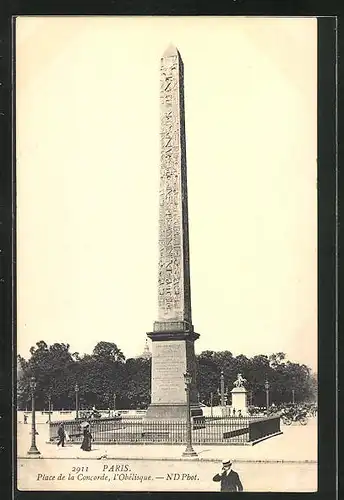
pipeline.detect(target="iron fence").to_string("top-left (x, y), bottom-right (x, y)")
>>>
top-left (49, 415), bottom-right (280, 445)
top-left (248, 416), bottom-right (281, 442)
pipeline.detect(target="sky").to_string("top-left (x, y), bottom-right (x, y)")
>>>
top-left (16, 16), bottom-right (317, 370)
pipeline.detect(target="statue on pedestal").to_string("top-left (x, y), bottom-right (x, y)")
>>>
top-left (231, 374), bottom-right (248, 416)
top-left (233, 373), bottom-right (247, 388)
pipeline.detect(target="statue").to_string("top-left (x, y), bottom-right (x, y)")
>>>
top-left (231, 373), bottom-right (248, 416)
top-left (233, 373), bottom-right (247, 388)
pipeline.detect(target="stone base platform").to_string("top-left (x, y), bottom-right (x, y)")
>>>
top-left (145, 404), bottom-right (203, 420)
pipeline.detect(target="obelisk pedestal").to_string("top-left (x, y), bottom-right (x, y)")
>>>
top-left (146, 330), bottom-right (201, 419)
top-left (146, 45), bottom-right (202, 420)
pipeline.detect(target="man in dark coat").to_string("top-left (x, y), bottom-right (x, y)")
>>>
top-left (213, 459), bottom-right (243, 492)
top-left (57, 423), bottom-right (65, 447)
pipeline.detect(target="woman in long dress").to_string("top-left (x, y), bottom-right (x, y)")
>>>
top-left (80, 424), bottom-right (92, 451)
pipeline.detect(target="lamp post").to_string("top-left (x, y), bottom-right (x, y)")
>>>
top-left (210, 392), bottom-right (213, 418)
top-left (27, 376), bottom-right (40, 456)
top-left (182, 371), bottom-right (197, 457)
top-left (48, 393), bottom-right (52, 423)
top-left (113, 392), bottom-right (117, 414)
top-left (217, 370), bottom-right (230, 417)
top-left (292, 389), bottom-right (295, 405)
top-left (265, 380), bottom-right (270, 412)
top-left (75, 383), bottom-right (79, 420)
top-left (217, 371), bottom-right (228, 411)
top-left (220, 370), bottom-right (225, 406)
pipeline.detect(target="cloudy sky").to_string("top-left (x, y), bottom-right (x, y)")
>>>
top-left (16, 16), bottom-right (317, 370)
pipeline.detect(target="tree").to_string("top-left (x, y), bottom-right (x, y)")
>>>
top-left (197, 352), bottom-right (220, 404)
top-left (17, 341), bottom-right (77, 410)
top-left (92, 342), bottom-right (125, 362)
top-left (77, 345), bottom-right (126, 408)
top-left (124, 357), bottom-right (151, 409)
top-left (17, 341), bottom-right (316, 410)
top-left (17, 355), bottom-right (30, 410)
top-left (269, 352), bottom-right (286, 368)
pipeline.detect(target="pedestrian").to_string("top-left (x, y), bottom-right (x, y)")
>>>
top-left (57, 423), bottom-right (65, 448)
top-left (23, 414), bottom-right (28, 424)
top-left (232, 408), bottom-right (236, 417)
top-left (213, 460), bottom-right (243, 492)
top-left (80, 424), bottom-right (92, 451)
top-left (238, 409), bottom-right (242, 418)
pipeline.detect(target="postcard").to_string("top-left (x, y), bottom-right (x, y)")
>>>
top-left (16, 16), bottom-right (318, 492)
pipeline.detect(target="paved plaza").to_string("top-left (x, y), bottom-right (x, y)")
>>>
top-left (17, 417), bottom-right (317, 492)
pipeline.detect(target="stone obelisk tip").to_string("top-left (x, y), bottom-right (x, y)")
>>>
top-left (162, 44), bottom-right (178, 57)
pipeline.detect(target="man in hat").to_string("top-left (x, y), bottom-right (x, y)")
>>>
top-left (213, 460), bottom-right (243, 492)
top-left (57, 423), bottom-right (65, 448)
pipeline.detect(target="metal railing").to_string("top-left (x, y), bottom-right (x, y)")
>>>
top-left (49, 415), bottom-right (280, 445)
top-left (248, 416), bottom-right (281, 442)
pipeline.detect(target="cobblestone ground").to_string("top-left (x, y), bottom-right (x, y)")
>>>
top-left (17, 417), bottom-right (317, 492)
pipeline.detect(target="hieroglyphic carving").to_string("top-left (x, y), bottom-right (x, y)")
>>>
top-left (157, 50), bottom-right (192, 324)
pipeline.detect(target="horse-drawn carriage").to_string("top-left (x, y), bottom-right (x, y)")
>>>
top-left (78, 409), bottom-right (102, 420)
top-left (281, 406), bottom-right (308, 425)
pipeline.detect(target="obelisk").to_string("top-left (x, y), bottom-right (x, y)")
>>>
top-left (146, 45), bottom-right (202, 420)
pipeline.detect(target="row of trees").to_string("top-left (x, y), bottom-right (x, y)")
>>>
top-left (197, 350), bottom-right (317, 406)
top-left (17, 341), bottom-right (317, 410)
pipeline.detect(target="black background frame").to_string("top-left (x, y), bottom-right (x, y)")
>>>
top-left (0, 3), bottom-right (338, 500)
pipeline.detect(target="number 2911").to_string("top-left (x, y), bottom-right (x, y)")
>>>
top-left (71, 466), bottom-right (88, 473)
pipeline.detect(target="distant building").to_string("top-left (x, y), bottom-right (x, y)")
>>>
top-left (137, 339), bottom-right (151, 360)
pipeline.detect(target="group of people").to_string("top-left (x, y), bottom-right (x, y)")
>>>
top-left (57, 422), bottom-right (93, 451)
top-left (79, 406), bottom-right (102, 420)
top-left (271, 402), bottom-right (317, 417)
top-left (247, 402), bottom-right (317, 417)
top-left (224, 408), bottom-right (243, 417)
